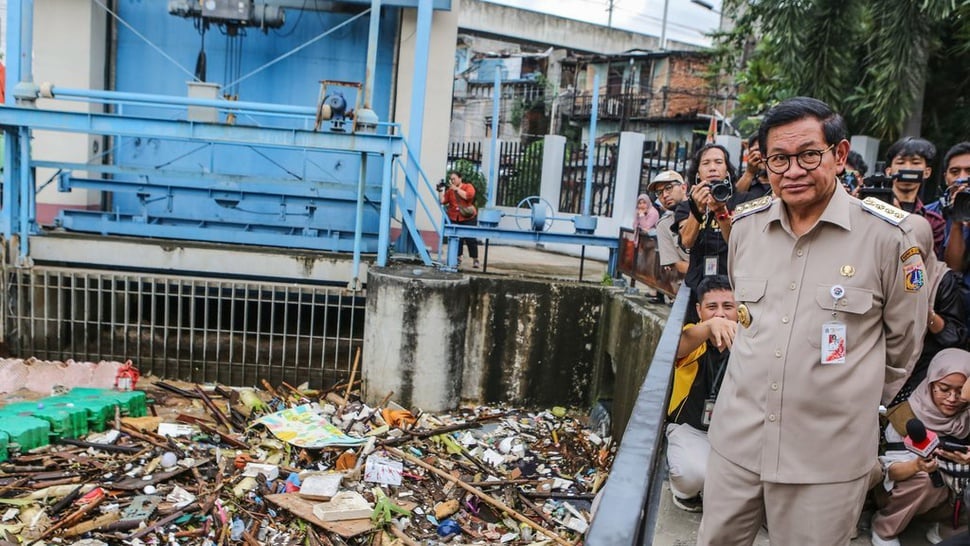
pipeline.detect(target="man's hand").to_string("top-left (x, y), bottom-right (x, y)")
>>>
top-left (705, 316), bottom-right (737, 351)
top-left (691, 181), bottom-right (713, 210)
top-left (747, 150), bottom-right (763, 171)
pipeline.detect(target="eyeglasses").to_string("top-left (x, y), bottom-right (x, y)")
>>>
top-left (933, 382), bottom-right (966, 401)
top-left (764, 145), bottom-right (835, 174)
top-left (658, 183), bottom-right (683, 194)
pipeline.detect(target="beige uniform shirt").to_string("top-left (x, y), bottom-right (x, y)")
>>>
top-left (709, 187), bottom-right (928, 483)
top-left (656, 211), bottom-right (690, 267)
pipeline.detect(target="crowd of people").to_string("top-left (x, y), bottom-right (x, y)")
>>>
top-left (643, 96), bottom-right (970, 545)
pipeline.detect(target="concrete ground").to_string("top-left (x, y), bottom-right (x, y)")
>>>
top-left (652, 479), bottom-right (946, 545)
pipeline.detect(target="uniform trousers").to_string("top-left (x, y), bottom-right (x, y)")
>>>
top-left (872, 472), bottom-right (949, 540)
top-left (698, 449), bottom-right (870, 546)
top-left (665, 422), bottom-right (709, 499)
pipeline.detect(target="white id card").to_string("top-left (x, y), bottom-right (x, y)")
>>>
top-left (704, 255), bottom-right (718, 276)
top-left (821, 321), bottom-right (847, 364)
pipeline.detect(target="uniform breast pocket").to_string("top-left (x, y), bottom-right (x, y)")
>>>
top-left (814, 285), bottom-right (874, 315)
top-left (734, 277), bottom-right (766, 336)
top-left (808, 285), bottom-right (874, 348)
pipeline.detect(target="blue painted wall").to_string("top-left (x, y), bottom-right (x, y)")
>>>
top-left (106, 2), bottom-right (400, 242)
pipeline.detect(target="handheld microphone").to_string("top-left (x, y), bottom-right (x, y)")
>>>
top-left (904, 418), bottom-right (945, 488)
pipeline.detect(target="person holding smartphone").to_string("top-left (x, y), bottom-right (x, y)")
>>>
top-left (874, 349), bottom-right (970, 546)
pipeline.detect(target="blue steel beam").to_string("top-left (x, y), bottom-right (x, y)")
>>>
top-left (59, 212), bottom-right (379, 253)
top-left (0, 107), bottom-right (404, 155)
top-left (396, 0), bottom-right (433, 254)
top-left (60, 175), bottom-right (384, 205)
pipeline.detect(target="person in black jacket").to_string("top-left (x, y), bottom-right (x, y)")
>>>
top-left (889, 215), bottom-right (969, 406)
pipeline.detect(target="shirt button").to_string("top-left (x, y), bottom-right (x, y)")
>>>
top-left (840, 300), bottom-right (847, 307)
top-left (768, 414), bottom-right (777, 422)
top-left (782, 316), bottom-right (789, 324)
top-left (771, 382), bottom-right (779, 390)
top-left (789, 282), bottom-right (796, 290)
top-left (775, 349), bottom-right (782, 358)
top-left (796, 249), bottom-right (804, 257)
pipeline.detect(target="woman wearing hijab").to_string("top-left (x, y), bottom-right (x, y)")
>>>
top-left (873, 349), bottom-right (970, 546)
top-left (634, 193), bottom-right (659, 232)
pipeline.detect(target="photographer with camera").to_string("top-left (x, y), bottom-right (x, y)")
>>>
top-left (675, 144), bottom-right (739, 304)
top-left (735, 134), bottom-right (771, 201)
top-left (939, 143), bottom-right (970, 272)
top-left (438, 170), bottom-right (480, 268)
top-left (884, 137), bottom-right (946, 258)
top-left (840, 150), bottom-right (868, 195)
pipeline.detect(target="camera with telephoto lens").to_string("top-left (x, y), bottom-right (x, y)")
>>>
top-left (943, 178), bottom-right (970, 222)
top-left (436, 180), bottom-right (449, 192)
top-left (841, 171), bottom-right (859, 193)
top-left (860, 165), bottom-right (923, 204)
top-left (709, 177), bottom-right (733, 203)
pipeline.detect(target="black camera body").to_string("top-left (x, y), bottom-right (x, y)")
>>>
top-left (436, 180), bottom-right (449, 192)
top-left (859, 167), bottom-right (923, 204)
top-left (709, 177), bottom-right (733, 203)
top-left (943, 178), bottom-right (970, 222)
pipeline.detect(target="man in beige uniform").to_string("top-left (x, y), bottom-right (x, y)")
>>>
top-left (697, 97), bottom-right (929, 545)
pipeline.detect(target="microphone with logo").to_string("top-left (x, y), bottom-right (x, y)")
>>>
top-left (904, 418), bottom-right (945, 488)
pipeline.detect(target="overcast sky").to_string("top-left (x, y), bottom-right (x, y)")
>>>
top-left (482, 0), bottom-right (724, 47)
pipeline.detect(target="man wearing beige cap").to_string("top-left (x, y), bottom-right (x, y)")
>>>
top-left (649, 170), bottom-right (690, 284)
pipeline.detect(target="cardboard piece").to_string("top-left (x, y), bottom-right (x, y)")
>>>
top-left (265, 493), bottom-right (374, 538)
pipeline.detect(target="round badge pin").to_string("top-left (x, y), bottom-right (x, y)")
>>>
top-left (830, 285), bottom-right (845, 300)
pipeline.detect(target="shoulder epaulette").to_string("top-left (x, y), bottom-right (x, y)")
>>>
top-left (731, 195), bottom-right (773, 222)
top-left (860, 197), bottom-right (909, 226)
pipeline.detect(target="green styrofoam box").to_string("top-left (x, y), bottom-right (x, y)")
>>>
top-left (0, 430), bottom-right (8, 462)
top-left (1, 401), bottom-right (89, 439)
top-left (45, 396), bottom-right (118, 433)
top-left (0, 414), bottom-right (51, 452)
top-left (68, 388), bottom-right (147, 417)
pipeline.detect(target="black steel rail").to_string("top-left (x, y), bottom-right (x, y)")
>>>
top-left (586, 283), bottom-right (689, 545)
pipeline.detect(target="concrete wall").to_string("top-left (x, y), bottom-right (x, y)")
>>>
top-left (461, 276), bottom-right (605, 407)
top-left (593, 291), bottom-right (668, 441)
top-left (363, 265), bottom-right (667, 425)
top-left (395, 4), bottom-right (460, 230)
top-left (32, 0), bottom-right (107, 221)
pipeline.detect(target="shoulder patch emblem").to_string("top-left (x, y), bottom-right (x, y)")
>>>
top-left (732, 195), bottom-right (773, 222)
top-left (861, 197), bottom-right (908, 225)
top-left (900, 246), bottom-right (920, 262)
top-left (904, 261), bottom-right (925, 292)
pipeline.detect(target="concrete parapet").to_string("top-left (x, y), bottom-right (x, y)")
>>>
top-left (364, 265), bottom-right (669, 425)
top-left (362, 266), bottom-right (471, 412)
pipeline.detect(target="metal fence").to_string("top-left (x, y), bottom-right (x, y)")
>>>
top-left (495, 140), bottom-right (544, 207)
top-left (4, 267), bottom-right (364, 389)
top-left (446, 141), bottom-right (483, 171)
top-left (638, 139), bottom-right (695, 195)
top-left (560, 143), bottom-right (618, 216)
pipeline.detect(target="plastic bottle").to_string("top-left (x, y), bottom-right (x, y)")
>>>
top-left (229, 518), bottom-right (245, 541)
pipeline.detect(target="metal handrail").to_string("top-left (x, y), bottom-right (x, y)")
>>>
top-left (585, 283), bottom-right (689, 545)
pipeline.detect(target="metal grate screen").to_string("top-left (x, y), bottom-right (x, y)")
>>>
top-left (4, 266), bottom-right (365, 389)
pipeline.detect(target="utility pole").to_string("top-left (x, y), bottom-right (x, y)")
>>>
top-left (606, 0), bottom-right (615, 28)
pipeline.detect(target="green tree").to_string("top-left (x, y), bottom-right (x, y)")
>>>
top-left (712, 0), bottom-right (966, 143)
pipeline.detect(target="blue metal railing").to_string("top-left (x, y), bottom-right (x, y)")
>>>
top-left (585, 283), bottom-right (689, 545)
